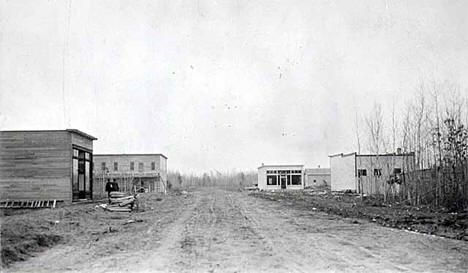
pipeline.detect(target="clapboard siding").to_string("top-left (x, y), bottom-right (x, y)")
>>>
top-left (0, 131), bottom-right (71, 201)
top-left (71, 133), bottom-right (93, 150)
top-left (0, 178), bottom-right (70, 200)
top-left (0, 130), bottom-right (96, 202)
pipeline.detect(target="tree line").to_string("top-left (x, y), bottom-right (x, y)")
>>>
top-left (167, 170), bottom-right (257, 191)
top-left (355, 81), bottom-right (468, 210)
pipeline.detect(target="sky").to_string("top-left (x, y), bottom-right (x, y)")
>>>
top-left (1, 0), bottom-right (467, 174)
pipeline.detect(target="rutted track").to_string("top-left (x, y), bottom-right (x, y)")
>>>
top-left (6, 188), bottom-right (468, 272)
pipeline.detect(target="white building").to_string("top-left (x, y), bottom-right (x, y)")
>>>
top-left (329, 152), bottom-right (415, 194)
top-left (257, 164), bottom-right (304, 190)
top-left (305, 168), bottom-right (330, 188)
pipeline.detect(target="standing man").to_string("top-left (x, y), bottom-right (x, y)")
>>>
top-left (105, 178), bottom-right (120, 203)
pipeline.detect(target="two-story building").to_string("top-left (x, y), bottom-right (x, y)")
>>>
top-left (93, 154), bottom-right (167, 196)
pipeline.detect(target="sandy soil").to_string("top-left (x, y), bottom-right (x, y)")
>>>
top-left (5, 188), bottom-right (468, 273)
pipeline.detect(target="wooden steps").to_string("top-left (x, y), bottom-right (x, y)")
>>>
top-left (0, 200), bottom-right (58, 209)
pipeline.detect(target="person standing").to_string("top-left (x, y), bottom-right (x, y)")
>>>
top-left (105, 178), bottom-right (120, 203)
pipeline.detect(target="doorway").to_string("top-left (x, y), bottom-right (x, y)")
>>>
top-left (72, 147), bottom-right (93, 201)
top-left (280, 175), bottom-right (287, 189)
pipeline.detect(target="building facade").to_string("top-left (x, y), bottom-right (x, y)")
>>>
top-left (0, 129), bottom-right (97, 203)
top-left (257, 164), bottom-right (304, 190)
top-left (329, 152), bottom-right (415, 194)
top-left (93, 154), bottom-right (167, 196)
top-left (304, 168), bottom-right (331, 189)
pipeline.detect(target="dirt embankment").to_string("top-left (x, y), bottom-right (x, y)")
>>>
top-left (0, 191), bottom-right (193, 268)
top-left (250, 190), bottom-right (468, 241)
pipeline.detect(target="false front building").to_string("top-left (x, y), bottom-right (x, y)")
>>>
top-left (329, 152), bottom-right (415, 194)
top-left (0, 129), bottom-right (97, 203)
top-left (93, 154), bottom-right (167, 196)
top-left (257, 164), bottom-right (304, 190)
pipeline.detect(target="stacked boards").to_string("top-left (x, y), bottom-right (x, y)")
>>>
top-left (107, 192), bottom-right (137, 212)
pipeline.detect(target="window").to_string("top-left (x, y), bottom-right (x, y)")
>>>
top-left (101, 162), bottom-right (106, 171)
top-left (291, 175), bottom-right (301, 185)
top-left (374, 169), bottom-right (382, 177)
top-left (358, 169), bottom-right (367, 177)
top-left (114, 162), bottom-right (118, 171)
top-left (138, 162), bottom-right (144, 172)
top-left (267, 175), bottom-right (277, 185)
top-left (394, 168), bottom-right (402, 174)
top-left (130, 162), bottom-right (134, 171)
top-left (151, 162), bottom-right (156, 170)
top-left (72, 147), bottom-right (93, 201)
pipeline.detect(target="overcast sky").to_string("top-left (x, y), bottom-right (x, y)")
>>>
top-left (1, 0), bottom-right (467, 174)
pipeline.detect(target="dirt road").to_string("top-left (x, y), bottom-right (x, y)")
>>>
top-left (6, 188), bottom-right (468, 272)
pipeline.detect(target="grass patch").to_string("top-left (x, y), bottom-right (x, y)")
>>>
top-left (1, 217), bottom-right (62, 267)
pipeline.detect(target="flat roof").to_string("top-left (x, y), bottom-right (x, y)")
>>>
top-left (328, 152), bottom-right (356, 158)
top-left (0, 129), bottom-right (97, 140)
top-left (329, 152), bottom-right (414, 158)
top-left (305, 168), bottom-right (331, 174)
top-left (357, 152), bottom-right (415, 157)
top-left (94, 153), bottom-right (168, 159)
top-left (258, 164), bottom-right (304, 169)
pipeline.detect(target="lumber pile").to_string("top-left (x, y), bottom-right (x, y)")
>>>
top-left (106, 192), bottom-right (138, 212)
top-left (1, 200), bottom-right (58, 209)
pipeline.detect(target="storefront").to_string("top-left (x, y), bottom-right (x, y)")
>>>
top-left (257, 164), bottom-right (304, 190)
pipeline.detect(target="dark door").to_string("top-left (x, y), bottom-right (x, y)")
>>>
top-left (78, 153), bottom-right (85, 199)
top-left (281, 176), bottom-right (287, 189)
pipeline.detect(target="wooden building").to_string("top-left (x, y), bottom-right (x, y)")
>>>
top-left (257, 164), bottom-right (304, 190)
top-left (93, 154), bottom-right (168, 197)
top-left (329, 152), bottom-right (415, 194)
top-left (0, 129), bottom-right (97, 203)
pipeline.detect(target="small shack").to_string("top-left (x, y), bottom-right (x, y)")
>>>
top-left (305, 168), bottom-right (330, 189)
top-left (0, 129), bottom-right (97, 203)
top-left (257, 164), bottom-right (304, 190)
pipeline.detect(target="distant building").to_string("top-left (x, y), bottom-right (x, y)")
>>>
top-left (257, 164), bottom-right (304, 190)
top-left (0, 129), bottom-right (97, 203)
top-left (329, 152), bottom-right (415, 194)
top-left (305, 168), bottom-right (330, 188)
top-left (93, 154), bottom-right (167, 196)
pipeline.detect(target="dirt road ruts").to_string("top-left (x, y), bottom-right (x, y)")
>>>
top-left (6, 188), bottom-right (468, 272)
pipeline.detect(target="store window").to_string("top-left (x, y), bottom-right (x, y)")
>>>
top-left (72, 147), bottom-right (93, 201)
top-left (267, 175), bottom-right (277, 185)
top-left (291, 175), bottom-right (301, 185)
